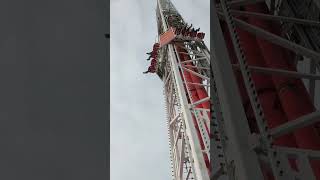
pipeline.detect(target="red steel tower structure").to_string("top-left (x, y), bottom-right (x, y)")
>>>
top-left (145, 0), bottom-right (320, 179)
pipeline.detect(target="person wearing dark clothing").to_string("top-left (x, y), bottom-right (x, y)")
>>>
top-left (187, 27), bottom-right (193, 36)
top-left (146, 51), bottom-right (154, 60)
top-left (146, 52), bottom-right (152, 60)
top-left (147, 46), bottom-right (159, 60)
top-left (197, 32), bottom-right (205, 39)
top-left (181, 24), bottom-right (188, 34)
top-left (153, 43), bottom-right (160, 50)
top-left (175, 28), bottom-right (179, 35)
top-left (175, 27), bottom-right (182, 35)
top-left (184, 24), bottom-right (190, 36)
top-left (181, 28), bottom-right (186, 36)
top-left (186, 24), bottom-right (193, 31)
top-left (174, 28), bottom-right (178, 34)
top-left (151, 59), bottom-right (157, 65)
top-left (190, 28), bottom-right (196, 38)
top-left (150, 50), bottom-right (159, 59)
top-left (187, 29), bottom-right (192, 37)
top-left (197, 33), bottom-right (201, 39)
top-left (178, 27), bottom-right (183, 35)
top-left (143, 66), bottom-right (156, 74)
top-left (184, 23), bottom-right (188, 28)
top-left (191, 28), bottom-right (195, 35)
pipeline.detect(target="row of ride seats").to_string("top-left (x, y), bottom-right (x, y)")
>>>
top-left (166, 13), bottom-right (205, 39)
top-left (173, 27), bottom-right (205, 40)
top-left (144, 43), bottom-right (160, 74)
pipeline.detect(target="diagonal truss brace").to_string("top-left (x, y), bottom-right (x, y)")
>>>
top-left (270, 111), bottom-right (320, 138)
top-left (217, 12), bottom-right (320, 61)
top-left (232, 64), bottom-right (320, 80)
top-left (229, 10), bottom-right (320, 27)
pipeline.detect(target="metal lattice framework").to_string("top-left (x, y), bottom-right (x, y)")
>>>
top-left (156, 0), bottom-right (211, 179)
top-left (152, 0), bottom-right (320, 179)
top-left (210, 0), bottom-right (320, 179)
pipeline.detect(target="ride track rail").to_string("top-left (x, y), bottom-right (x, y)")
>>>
top-left (145, 0), bottom-right (320, 179)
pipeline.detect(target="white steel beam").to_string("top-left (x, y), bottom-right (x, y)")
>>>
top-left (211, 2), bottom-right (264, 179)
top-left (170, 113), bottom-right (180, 126)
top-left (182, 64), bottom-right (211, 70)
top-left (168, 44), bottom-right (209, 179)
top-left (184, 82), bottom-right (210, 88)
top-left (232, 64), bottom-right (320, 80)
top-left (230, 10), bottom-right (320, 27)
top-left (309, 60), bottom-right (316, 103)
top-left (233, 18), bottom-right (320, 61)
top-left (220, 0), bottom-right (266, 8)
top-left (270, 111), bottom-right (320, 138)
top-left (193, 110), bottom-right (210, 152)
top-left (291, 22), bottom-right (319, 104)
top-left (217, 13), bottom-right (320, 61)
top-left (158, 0), bottom-right (210, 179)
top-left (179, 57), bottom-right (207, 64)
top-left (220, 0), bottom-right (298, 178)
top-left (191, 97), bottom-right (210, 108)
top-left (167, 83), bottom-right (175, 119)
top-left (173, 123), bottom-right (183, 152)
top-left (194, 108), bottom-right (210, 112)
top-left (275, 146), bottom-right (320, 161)
top-left (296, 155), bottom-right (316, 180)
top-left (194, 109), bottom-right (210, 133)
top-left (173, 45), bottom-right (209, 119)
top-left (178, 137), bottom-right (186, 180)
top-left (181, 66), bottom-right (210, 81)
top-left (176, 45), bottom-right (202, 54)
top-left (178, 51), bottom-right (205, 57)
top-left (164, 69), bottom-right (172, 86)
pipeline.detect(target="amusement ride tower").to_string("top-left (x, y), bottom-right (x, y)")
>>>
top-left (144, 0), bottom-right (320, 179)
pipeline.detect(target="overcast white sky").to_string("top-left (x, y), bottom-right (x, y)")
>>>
top-left (110, 0), bottom-right (209, 179)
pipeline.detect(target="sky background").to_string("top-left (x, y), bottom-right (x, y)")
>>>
top-left (110, 0), bottom-right (209, 179)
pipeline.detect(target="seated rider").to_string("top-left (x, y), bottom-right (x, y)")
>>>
top-left (151, 59), bottom-right (157, 65)
top-left (143, 66), bottom-right (156, 74)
